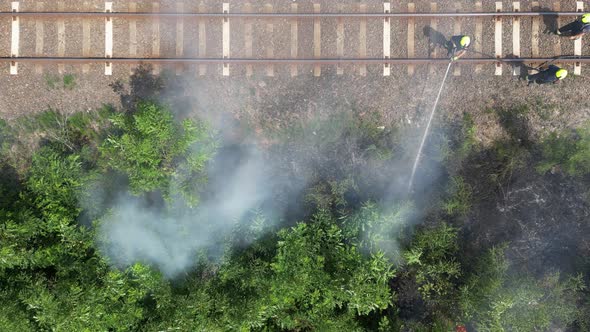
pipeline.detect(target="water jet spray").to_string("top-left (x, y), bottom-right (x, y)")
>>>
top-left (408, 61), bottom-right (453, 192)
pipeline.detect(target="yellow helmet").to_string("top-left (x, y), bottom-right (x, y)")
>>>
top-left (460, 36), bottom-right (471, 47)
top-left (582, 13), bottom-right (590, 23)
top-left (556, 69), bottom-right (568, 79)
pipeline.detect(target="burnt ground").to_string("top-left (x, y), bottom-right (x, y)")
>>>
top-left (461, 138), bottom-right (590, 277)
top-left (468, 169), bottom-right (590, 277)
top-left (1, 0), bottom-right (590, 278)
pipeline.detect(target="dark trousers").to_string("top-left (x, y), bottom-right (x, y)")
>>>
top-left (444, 42), bottom-right (455, 57)
top-left (558, 21), bottom-right (584, 36)
top-left (527, 73), bottom-right (553, 85)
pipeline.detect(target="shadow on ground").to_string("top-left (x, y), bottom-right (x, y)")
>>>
top-left (423, 26), bottom-right (448, 57)
top-left (110, 64), bottom-right (191, 117)
top-left (532, 6), bottom-right (558, 34)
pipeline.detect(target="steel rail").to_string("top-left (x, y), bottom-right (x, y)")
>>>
top-left (1, 57), bottom-right (589, 65)
top-left (0, 11), bottom-right (585, 19)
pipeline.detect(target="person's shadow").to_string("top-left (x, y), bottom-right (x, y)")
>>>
top-left (533, 6), bottom-right (558, 34)
top-left (423, 26), bottom-right (448, 57)
top-left (536, 6), bottom-right (582, 36)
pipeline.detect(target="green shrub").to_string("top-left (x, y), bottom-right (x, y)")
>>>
top-left (63, 74), bottom-right (76, 90)
top-left (404, 224), bottom-right (461, 302)
top-left (0, 119), bottom-right (14, 155)
top-left (457, 113), bottom-right (477, 158)
top-left (537, 122), bottom-right (590, 176)
top-left (305, 177), bottom-right (357, 210)
top-left (100, 101), bottom-right (216, 205)
top-left (460, 246), bottom-right (586, 331)
top-left (14, 108), bottom-right (111, 155)
top-left (443, 176), bottom-right (473, 217)
top-left (489, 139), bottom-right (528, 184)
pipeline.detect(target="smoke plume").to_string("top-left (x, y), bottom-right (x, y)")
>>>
top-left (97, 144), bottom-right (286, 277)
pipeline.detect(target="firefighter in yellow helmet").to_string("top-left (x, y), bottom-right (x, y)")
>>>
top-left (525, 65), bottom-right (568, 86)
top-left (444, 35), bottom-right (471, 61)
top-left (556, 13), bottom-right (590, 39)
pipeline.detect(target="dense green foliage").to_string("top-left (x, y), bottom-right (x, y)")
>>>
top-left (404, 224), bottom-right (461, 304)
top-left (1, 101), bottom-right (589, 331)
top-left (190, 210), bottom-right (395, 331)
top-left (0, 144), bottom-right (163, 331)
top-left (0, 102), bottom-right (215, 331)
top-left (101, 102), bottom-right (215, 205)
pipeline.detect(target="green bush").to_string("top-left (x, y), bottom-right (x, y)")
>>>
top-left (305, 177), bottom-right (357, 210)
top-left (460, 246), bottom-right (586, 331)
top-left (457, 113), bottom-right (477, 159)
top-left (100, 101), bottom-right (216, 205)
top-left (537, 122), bottom-right (590, 176)
top-left (443, 176), bottom-right (473, 217)
top-left (158, 210), bottom-right (397, 332)
top-left (404, 224), bottom-right (461, 303)
top-left (488, 139), bottom-right (528, 184)
top-left (343, 201), bottom-right (413, 258)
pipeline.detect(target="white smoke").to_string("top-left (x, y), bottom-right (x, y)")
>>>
top-left (97, 145), bottom-right (281, 277)
top-left (93, 60), bottom-right (450, 277)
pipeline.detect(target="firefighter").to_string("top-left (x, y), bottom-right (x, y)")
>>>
top-left (556, 13), bottom-right (590, 39)
top-left (444, 35), bottom-right (471, 60)
top-left (525, 65), bottom-right (568, 86)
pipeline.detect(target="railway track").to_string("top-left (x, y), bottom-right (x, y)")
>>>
top-left (2, 1), bottom-right (590, 77)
